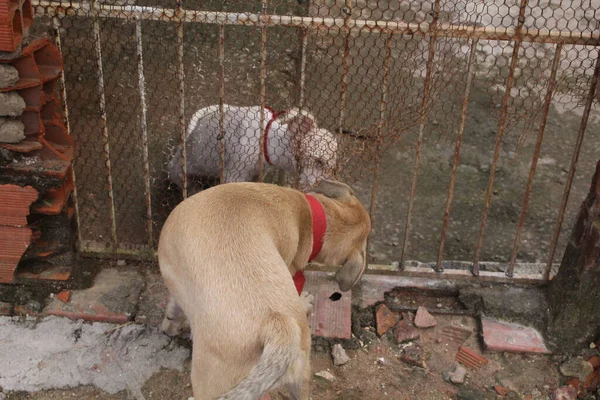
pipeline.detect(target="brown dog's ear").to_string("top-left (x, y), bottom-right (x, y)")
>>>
top-left (335, 248), bottom-right (366, 292)
top-left (312, 179), bottom-right (354, 201)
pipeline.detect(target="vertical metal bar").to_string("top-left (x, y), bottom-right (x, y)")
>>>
top-left (507, 43), bottom-right (562, 277)
top-left (177, 1), bottom-right (187, 199)
top-left (337, 0), bottom-right (352, 139)
top-left (92, 12), bottom-right (118, 247)
top-left (218, 23), bottom-right (226, 184)
top-left (298, 28), bottom-right (308, 109)
top-left (257, 0), bottom-right (268, 182)
top-left (435, 38), bottom-right (479, 273)
top-left (473, 0), bottom-right (528, 275)
top-left (52, 16), bottom-right (83, 247)
top-left (368, 33), bottom-right (393, 222)
top-left (135, 18), bottom-right (153, 248)
top-left (399, 0), bottom-right (440, 269)
top-left (544, 50), bottom-right (600, 280)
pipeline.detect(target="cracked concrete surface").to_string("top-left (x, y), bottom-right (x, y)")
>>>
top-left (0, 316), bottom-right (190, 399)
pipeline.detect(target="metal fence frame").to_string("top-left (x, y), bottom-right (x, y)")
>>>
top-left (34, 0), bottom-right (600, 284)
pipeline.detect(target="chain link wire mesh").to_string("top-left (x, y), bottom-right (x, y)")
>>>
top-left (28, 0), bottom-right (600, 277)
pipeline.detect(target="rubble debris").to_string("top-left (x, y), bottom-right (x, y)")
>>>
top-left (55, 290), bottom-right (71, 303)
top-left (493, 385), bottom-right (510, 396)
top-left (314, 370), bottom-right (335, 381)
top-left (393, 317), bottom-right (420, 344)
top-left (559, 357), bottom-right (594, 381)
top-left (551, 385), bottom-right (577, 400)
top-left (441, 325), bottom-right (472, 345)
top-left (414, 306), bottom-right (436, 328)
top-left (400, 342), bottom-right (425, 369)
top-left (375, 304), bottom-right (399, 336)
top-left (331, 344), bottom-right (350, 366)
top-left (456, 346), bottom-right (488, 369)
top-left (442, 364), bottom-right (467, 384)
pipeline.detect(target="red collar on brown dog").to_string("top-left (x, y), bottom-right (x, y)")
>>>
top-left (293, 194), bottom-right (327, 295)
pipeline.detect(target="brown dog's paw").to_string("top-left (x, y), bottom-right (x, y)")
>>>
top-left (300, 292), bottom-right (314, 315)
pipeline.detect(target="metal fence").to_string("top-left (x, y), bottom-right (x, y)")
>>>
top-left (30, 0), bottom-right (600, 283)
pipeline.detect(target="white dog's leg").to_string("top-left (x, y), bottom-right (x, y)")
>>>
top-left (161, 296), bottom-right (190, 337)
top-left (299, 291), bottom-right (314, 315)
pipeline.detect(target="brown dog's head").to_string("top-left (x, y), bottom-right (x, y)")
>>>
top-left (309, 180), bottom-right (371, 292)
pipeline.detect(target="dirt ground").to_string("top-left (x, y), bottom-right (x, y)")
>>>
top-left (4, 314), bottom-right (564, 400)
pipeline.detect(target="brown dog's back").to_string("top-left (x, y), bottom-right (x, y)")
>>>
top-left (159, 183), bottom-right (311, 399)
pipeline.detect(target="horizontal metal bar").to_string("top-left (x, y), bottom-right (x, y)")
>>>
top-left (33, 1), bottom-right (600, 46)
top-left (78, 241), bottom-right (555, 285)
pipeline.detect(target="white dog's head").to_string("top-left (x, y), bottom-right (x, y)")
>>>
top-left (281, 109), bottom-right (338, 189)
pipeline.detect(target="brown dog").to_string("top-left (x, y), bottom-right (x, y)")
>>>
top-left (158, 180), bottom-right (371, 399)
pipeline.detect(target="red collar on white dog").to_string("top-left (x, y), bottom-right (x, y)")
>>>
top-left (264, 106), bottom-right (286, 166)
top-left (305, 194), bottom-right (326, 262)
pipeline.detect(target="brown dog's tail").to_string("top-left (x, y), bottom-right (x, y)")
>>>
top-left (217, 314), bottom-right (301, 400)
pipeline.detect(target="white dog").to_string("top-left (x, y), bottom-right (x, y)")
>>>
top-left (167, 105), bottom-right (338, 191)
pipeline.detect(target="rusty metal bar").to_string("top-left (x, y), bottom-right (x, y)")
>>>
top-left (135, 18), bottom-right (153, 247)
top-left (368, 33), bottom-right (393, 222)
top-left (400, 0), bottom-right (440, 269)
top-left (366, 34), bottom-right (393, 267)
top-left (473, 0), bottom-right (528, 275)
top-left (507, 43), bottom-right (563, 277)
top-left (298, 28), bottom-right (308, 109)
top-left (436, 38), bottom-right (479, 273)
top-left (177, 6), bottom-right (187, 199)
top-left (337, 0), bottom-right (352, 163)
top-left (33, 2), bottom-right (600, 46)
top-left (218, 23), bottom-right (226, 184)
top-left (92, 12), bottom-right (118, 247)
top-left (77, 239), bottom-right (555, 285)
top-left (257, 0), bottom-right (268, 183)
top-left (544, 50), bottom-right (600, 280)
top-left (51, 16), bottom-right (83, 247)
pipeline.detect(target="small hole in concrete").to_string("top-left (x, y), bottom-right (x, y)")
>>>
top-left (329, 292), bottom-right (342, 301)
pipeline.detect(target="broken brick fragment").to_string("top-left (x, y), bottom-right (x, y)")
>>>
top-left (375, 304), bottom-right (399, 336)
top-left (456, 346), bottom-right (488, 369)
top-left (493, 385), bottom-right (510, 396)
top-left (55, 290), bottom-right (71, 303)
top-left (414, 306), bottom-right (437, 328)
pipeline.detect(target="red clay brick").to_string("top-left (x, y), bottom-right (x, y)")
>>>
top-left (304, 271), bottom-right (352, 339)
top-left (0, 184), bottom-right (38, 225)
top-left (0, 226), bottom-right (33, 283)
top-left (43, 268), bottom-right (142, 324)
top-left (456, 346), bottom-right (488, 369)
top-left (376, 304), bottom-right (400, 336)
top-left (482, 317), bottom-right (550, 354)
top-left (16, 264), bottom-right (71, 281)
